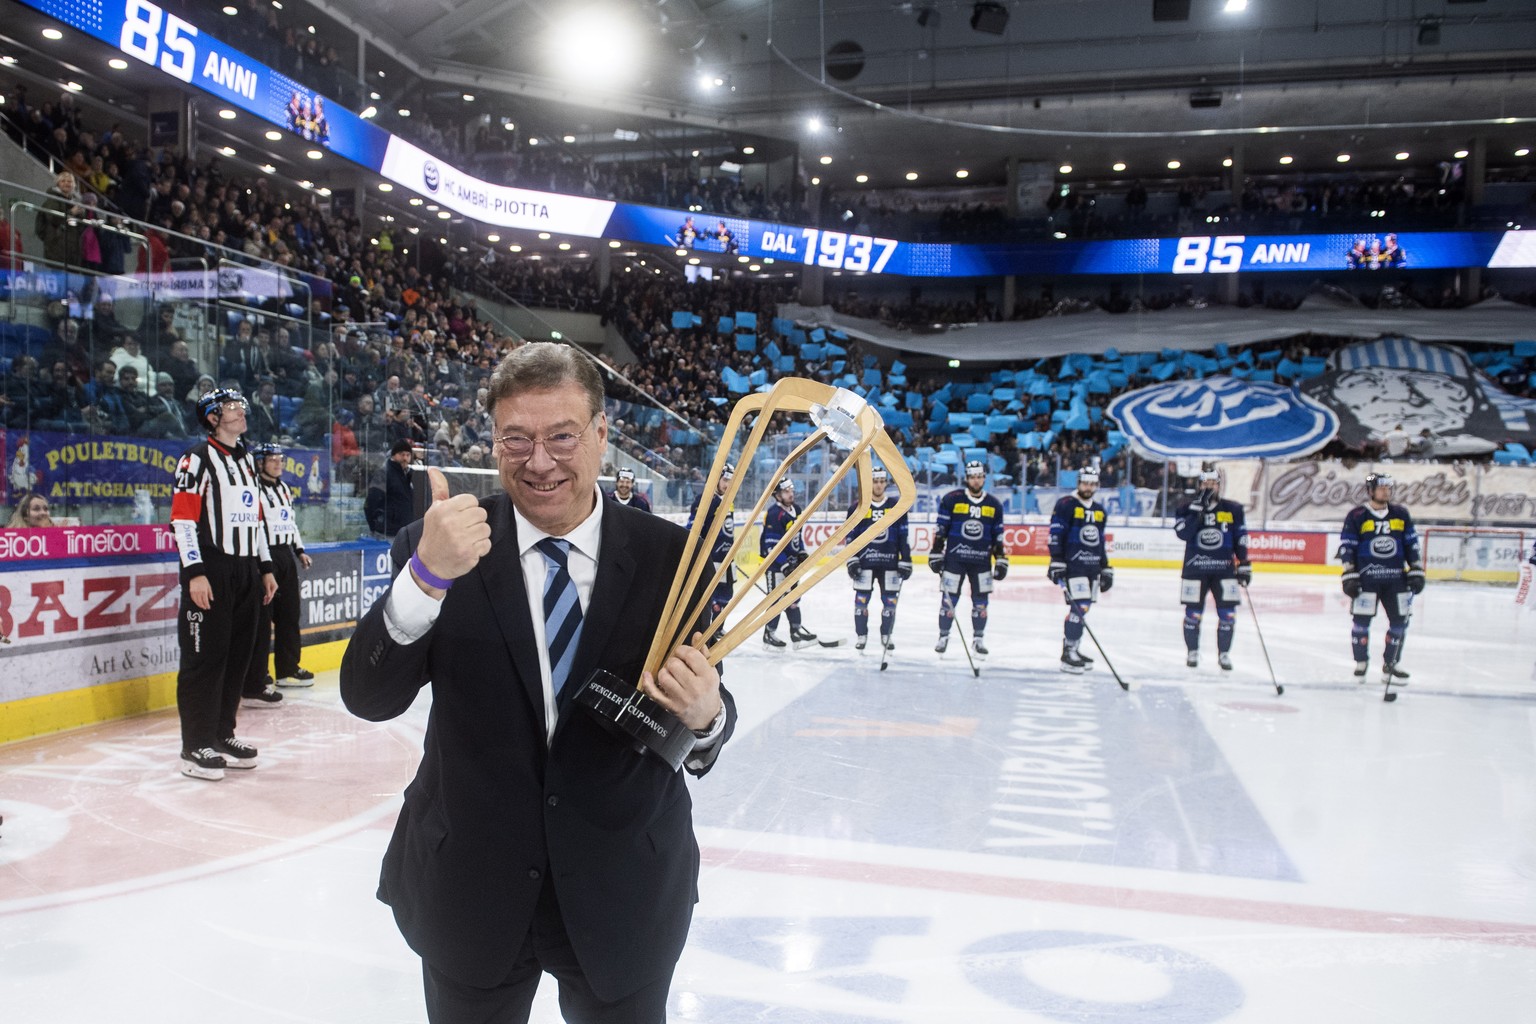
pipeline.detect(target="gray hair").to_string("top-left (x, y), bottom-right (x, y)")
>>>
top-left (486, 342), bottom-right (603, 421)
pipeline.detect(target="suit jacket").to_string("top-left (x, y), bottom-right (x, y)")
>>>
top-left (340, 493), bottom-right (736, 999)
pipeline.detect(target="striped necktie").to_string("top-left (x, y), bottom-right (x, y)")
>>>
top-left (536, 538), bottom-right (584, 701)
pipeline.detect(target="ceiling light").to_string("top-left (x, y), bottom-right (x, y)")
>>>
top-left (462, 93), bottom-right (475, 102)
top-left (1112, 162), bottom-right (1127, 172)
top-left (108, 58), bottom-right (128, 70)
top-left (219, 146), bottom-right (236, 156)
top-left (1396, 151), bottom-right (1410, 160)
top-left (259, 164), bottom-right (276, 174)
top-left (609, 240), bottom-right (622, 248)
top-left (1222, 157), bottom-right (1233, 167)
top-left (855, 173), bottom-right (869, 183)
top-left (749, 264), bottom-right (761, 272)
top-left (409, 197), bottom-right (423, 206)
top-left (397, 108), bottom-right (411, 117)
top-left (529, 137), bottom-right (539, 146)
top-left (307, 150), bottom-right (323, 159)
top-left (811, 177), bottom-right (820, 186)
top-left (1336, 153), bottom-right (1351, 162)
top-left (905, 171), bottom-right (918, 181)
top-left (223, 5), bottom-right (237, 14)
top-left (378, 183), bottom-right (393, 192)
top-left (558, 242), bottom-right (571, 250)
top-left (1059, 164), bottom-right (1073, 174)
top-left (218, 109), bottom-right (237, 119)
top-left (42, 28), bottom-right (63, 40)
top-left (509, 244), bottom-right (521, 252)
top-left (64, 81), bottom-right (82, 92)
top-left (538, 232), bottom-right (551, 240)
top-left (1166, 160), bottom-right (1181, 169)
top-left (548, 6), bottom-right (641, 89)
top-left (264, 130), bottom-right (282, 141)
top-left (565, 135), bottom-right (577, 144)
top-left (1517, 149), bottom-right (1531, 157)
top-left (487, 234), bottom-right (500, 243)
top-left (360, 106), bottom-right (377, 119)
top-left (807, 116), bottom-right (823, 132)
top-left (742, 146), bottom-right (755, 155)
top-left (438, 211), bottom-right (451, 219)
top-left (688, 257), bottom-right (700, 265)
top-left (675, 248), bottom-right (688, 256)
top-left (819, 155), bottom-right (833, 165)
top-left (0, 57), bottom-right (17, 65)
top-left (1453, 149), bottom-right (1469, 159)
top-left (1223, 0), bottom-right (1248, 11)
top-left (1279, 155), bottom-right (1294, 165)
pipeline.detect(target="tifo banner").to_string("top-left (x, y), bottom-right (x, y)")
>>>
top-left (1, 429), bottom-right (330, 507)
top-left (1218, 459), bottom-right (1536, 526)
top-left (1300, 339), bottom-right (1536, 456)
top-left (1107, 376), bottom-right (1339, 460)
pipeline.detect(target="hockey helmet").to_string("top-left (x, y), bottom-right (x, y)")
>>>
top-left (720, 461), bottom-right (735, 478)
top-left (1199, 462), bottom-right (1221, 484)
top-left (195, 387), bottom-right (247, 429)
top-left (251, 442), bottom-right (284, 461)
top-left (775, 477), bottom-right (795, 495)
top-left (1365, 471), bottom-right (1395, 494)
top-left (964, 459), bottom-right (987, 479)
top-left (616, 467), bottom-right (636, 482)
top-left (870, 465), bottom-right (889, 482)
top-left (1078, 466), bottom-right (1101, 485)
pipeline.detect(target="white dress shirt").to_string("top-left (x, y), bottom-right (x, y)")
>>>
top-left (383, 487), bottom-right (724, 756)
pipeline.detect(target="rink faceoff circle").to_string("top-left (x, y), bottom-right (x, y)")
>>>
top-left (0, 701), bottom-right (416, 907)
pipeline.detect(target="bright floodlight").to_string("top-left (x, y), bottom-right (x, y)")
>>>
top-left (548, 6), bottom-right (641, 89)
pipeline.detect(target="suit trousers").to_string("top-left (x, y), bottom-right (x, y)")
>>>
top-left (421, 875), bottom-right (673, 1024)
top-left (177, 553), bottom-right (262, 750)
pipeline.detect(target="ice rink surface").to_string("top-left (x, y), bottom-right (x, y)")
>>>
top-left (3, 567), bottom-right (1534, 1022)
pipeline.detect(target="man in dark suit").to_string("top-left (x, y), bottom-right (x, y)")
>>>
top-left (340, 342), bottom-right (734, 1023)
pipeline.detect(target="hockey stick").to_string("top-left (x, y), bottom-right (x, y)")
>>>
top-left (1240, 583), bottom-right (1284, 696)
top-left (949, 608), bottom-right (981, 678)
top-left (879, 633), bottom-right (892, 672)
top-left (1382, 591), bottom-right (1414, 703)
top-left (1059, 580), bottom-right (1127, 690)
top-left (750, 574), bottom-right (845, 647)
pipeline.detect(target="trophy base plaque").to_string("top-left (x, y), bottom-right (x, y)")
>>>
top-left (573, 669), bottom-right (696, 771)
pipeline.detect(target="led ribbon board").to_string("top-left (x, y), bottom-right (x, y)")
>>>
top-left (20, 0), bottom-right (1536, 276)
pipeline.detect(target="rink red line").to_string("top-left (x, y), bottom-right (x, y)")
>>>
top-left (700, 846), bottom-right (1536, 948)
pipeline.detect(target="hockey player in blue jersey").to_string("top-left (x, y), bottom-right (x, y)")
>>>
top-left (845, 466), bottom-right (912, 652)
top-left (1339, 471), bottom-right (1425, 688)
top-left (687, 462), bottom-right (736, 643)
top-left (761, 477), bottom-right (818, 649)
top-left (929, 460), bottom-right (1007, 657)
top-left (1049, 466), bottom-right (1112, 674)
top-left (1173, 466), bottom-right (1252, 671)
top-left (607, 467), bottom-right (652, 512)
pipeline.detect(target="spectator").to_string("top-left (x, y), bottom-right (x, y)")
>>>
top-left (246, 379), bottom-right (281, 443)
top-left (140, 372), bottom-right (193, 438)
top-left (34, 170), bottom-right (86, 267)
top-left (109, 332), bottom-right (155, 395)
top-left (161, 336), bottom-right (202, 401)
top-left (365, 438), bottom-right (418, 537)
top-left (111, 365), bottom-right (152, 431)
top-left (6, 492), bottom-right (53, 528)
top-left (1382, 422), bottom-right (1410, 459)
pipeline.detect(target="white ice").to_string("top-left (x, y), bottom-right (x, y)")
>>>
top-left (2, 567), bottom-right (1534, 1023)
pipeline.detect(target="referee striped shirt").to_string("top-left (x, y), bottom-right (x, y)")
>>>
top-left (256, 474), bottom-right (305, 551)
top-left (171, 437), bottom-right (273, 582)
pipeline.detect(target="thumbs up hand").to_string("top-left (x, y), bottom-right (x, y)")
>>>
top-left (411, 467), bottom-right (492, 596)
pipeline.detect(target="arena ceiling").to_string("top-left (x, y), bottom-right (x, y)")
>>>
top-left (303, 0), bottom-right (1536, 187)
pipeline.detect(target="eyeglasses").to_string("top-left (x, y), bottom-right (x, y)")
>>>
top-left (493, 414), bottom-right (598, 463)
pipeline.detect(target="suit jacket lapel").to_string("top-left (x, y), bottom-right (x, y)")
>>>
top-left (567, 505), bottom-right (637, 697)
top-left (478, 495), bottom-right (547, 728)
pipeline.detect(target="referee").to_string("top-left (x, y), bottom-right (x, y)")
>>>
top-left (171, 388), bottom-right (277, 781)
top-left (241, 442), bottom-right (315, 707)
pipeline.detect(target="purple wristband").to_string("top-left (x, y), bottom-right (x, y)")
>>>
top-left (410, 551), bottom-right (454, 590)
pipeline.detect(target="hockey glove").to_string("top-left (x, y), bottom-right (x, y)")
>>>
top-left (846, 559), bottom-right (862, 581)
top-left (1406, 565), bottom-right (1426, 594)
top-left (929, 539), bottom-right (946, 574)
top-left (1341, 568), bottom-right (1361, 598)
top-left (897, 560), bottom-right (913, 579)
top-left (1047, 560), bottom-right (1066, 585)
top-left (1235, 563), bottom-right (1253, 587)
top-left (992, 559), bottom-right (1009, 581)
top-left (1099, 567), bottom-right (1115, 592)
